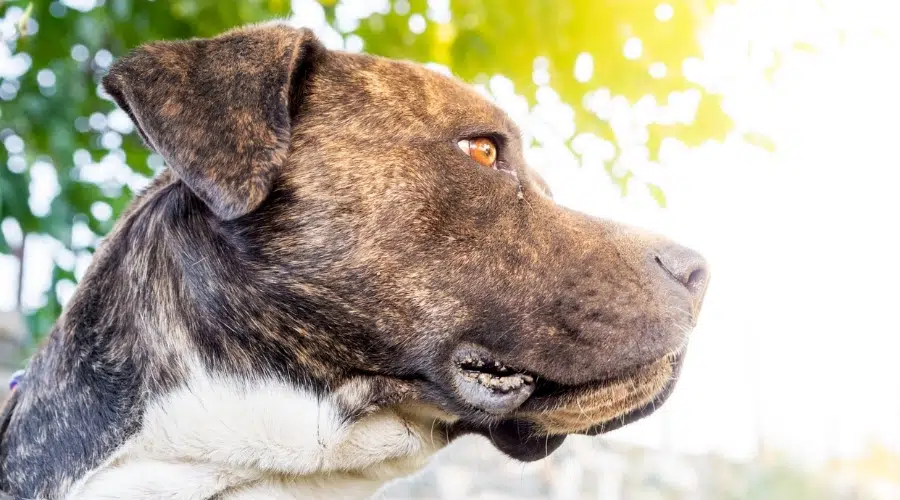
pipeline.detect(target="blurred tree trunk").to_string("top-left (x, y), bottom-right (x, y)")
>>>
top-left (13, 243), bottom-right (24, 313)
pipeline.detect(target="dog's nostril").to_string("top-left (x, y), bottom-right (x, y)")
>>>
top-left (685, 268), bottom-right (708, 296)
top-left (654, 245), bottom-right (709, 300)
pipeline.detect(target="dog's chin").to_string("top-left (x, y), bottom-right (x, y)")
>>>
top-left (445, 346), bottom-right (686, 462)
top-left (447, 418), bottom-right (569, 462)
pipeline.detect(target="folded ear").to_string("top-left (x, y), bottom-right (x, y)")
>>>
top-left (103, 24), bottom-right (321, 220)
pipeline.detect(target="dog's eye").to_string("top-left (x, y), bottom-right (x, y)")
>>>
top-left (458, 137), bottom-right (498, 169)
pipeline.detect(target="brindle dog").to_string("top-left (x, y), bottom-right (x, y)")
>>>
top-left (0, 24), bottom-right (708, 499)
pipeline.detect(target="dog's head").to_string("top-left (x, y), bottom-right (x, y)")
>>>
top-left (103, 24), bottom-right (708, 461)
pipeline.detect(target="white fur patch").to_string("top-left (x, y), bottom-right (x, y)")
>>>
top-left (67, 372), bottom-right (446, 500)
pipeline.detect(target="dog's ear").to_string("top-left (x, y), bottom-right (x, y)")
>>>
top-left (103, 24), bottom-right (321, 220)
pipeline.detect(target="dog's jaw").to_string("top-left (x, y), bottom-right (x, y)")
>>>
top-left (68, 369), bottom-right (447, 500)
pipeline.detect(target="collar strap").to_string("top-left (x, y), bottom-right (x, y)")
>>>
top-left (8, 370), bottom-right (24, 392)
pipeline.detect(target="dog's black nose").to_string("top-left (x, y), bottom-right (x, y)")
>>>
top-left (654, 244), bottom-right (709, 303)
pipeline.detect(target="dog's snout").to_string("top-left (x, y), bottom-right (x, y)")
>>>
top-left (654, 244), bottom-right (709, 302)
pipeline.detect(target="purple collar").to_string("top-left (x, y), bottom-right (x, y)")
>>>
top-left (8, 370), bottom-right (24, 392)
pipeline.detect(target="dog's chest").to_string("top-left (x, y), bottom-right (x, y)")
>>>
top-left (66, 374), bottom-right (444, 499)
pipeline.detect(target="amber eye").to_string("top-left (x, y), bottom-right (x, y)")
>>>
top-left (458, 137), bottom-right (498, 168)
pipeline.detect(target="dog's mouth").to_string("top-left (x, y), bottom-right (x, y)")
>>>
top-left (452, 353), bottom-right (537, 415)
top-left (447, 344), bottom-right (684, 462)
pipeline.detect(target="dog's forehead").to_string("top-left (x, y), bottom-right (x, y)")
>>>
top-left (313, 51), bottom-right (518, 137)
top-left (360, 58), bottom-right (492, 116)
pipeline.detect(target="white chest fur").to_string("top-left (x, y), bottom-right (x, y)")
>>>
top-left (66, 373), bottom-right (447, 500)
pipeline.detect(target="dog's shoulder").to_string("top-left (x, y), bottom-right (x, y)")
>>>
top-left (0, 325), bottom-right (147, 499)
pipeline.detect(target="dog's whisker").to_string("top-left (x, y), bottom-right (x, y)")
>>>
top-left (574, 395), bottom-right (591, 426)
top-left (429, 418), bottom-right (438, 449)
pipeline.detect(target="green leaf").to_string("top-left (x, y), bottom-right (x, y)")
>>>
top-left (647, 183), bottom-right (667, 208)
top-left (743, 132), bottom-right (776, 152)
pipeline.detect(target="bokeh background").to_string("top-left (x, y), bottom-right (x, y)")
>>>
top-left (1, 0), bottom-right (899, 498)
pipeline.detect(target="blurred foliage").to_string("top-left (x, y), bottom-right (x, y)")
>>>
top-left (0, 0), bottom-right (732, 341)
top-left (345, 0), bottom-right (731, 165)
top-left (1, 0), bottom-right (295, 341)
top-left (620, 448), bottom-right (861, 500)
top-left (382, 440), bottom-right (872, 499)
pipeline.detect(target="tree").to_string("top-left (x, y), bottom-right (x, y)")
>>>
top-left (0, 0), bottom-right (731, 346)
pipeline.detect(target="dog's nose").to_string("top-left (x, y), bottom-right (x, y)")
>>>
top-left (654, 244), bottom-right (709, 303)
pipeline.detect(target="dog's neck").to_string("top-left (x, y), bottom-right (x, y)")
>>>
top-left (1, 176), bottom-right (448, 499)
top-left (72, 175), bottom-right (367, 386)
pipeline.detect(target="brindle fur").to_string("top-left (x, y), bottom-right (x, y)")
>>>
top-left (0, 23), bottom-right (707, 498)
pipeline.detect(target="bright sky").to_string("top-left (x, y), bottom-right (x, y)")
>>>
top-left (2, 0), bottom-right (899, 464)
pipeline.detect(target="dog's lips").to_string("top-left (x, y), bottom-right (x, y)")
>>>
top-left (451, 348), bottom-right (678, 418)
top-left (574, 348), bottom-right (686, 436)
top-left (452, 356), bottom-right (536, 415)
top-left (447, 347), bottom-right (686, 462)
top-left (517, 354), bottom-right (674, 415)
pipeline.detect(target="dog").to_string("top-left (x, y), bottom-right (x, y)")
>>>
top-left (0, 23), bottom-right (709, 499)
